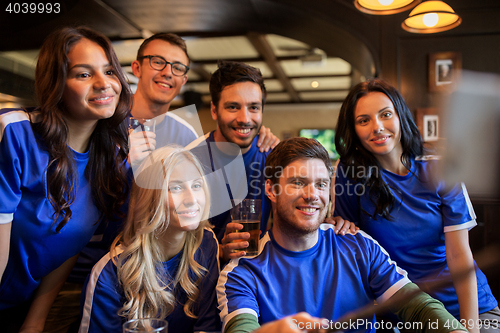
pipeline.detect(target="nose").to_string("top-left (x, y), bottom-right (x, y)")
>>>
top-left (303, 184), bottom-right (320, 202)
top-left (181, 187), bottom-right (197, 207)
top-left (373, 118), bottom-right (384, 133)
top-left (236, 108), bottom-right (251, 125)
top-left (94, 72), bottom-right (111, 91)
top-left (161, 63), bottom-right (173, 77)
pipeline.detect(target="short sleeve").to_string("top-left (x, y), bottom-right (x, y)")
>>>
top-left (0, 111), bottom-right (28, 224)
top-left (80, 254), bottom-right (124, 333)
top-left (440, 182), bottom-right (477, 233)
top-left (217, 260), bottom-right (259, 332)
top-left (358, 232), bottom-right (411, 303)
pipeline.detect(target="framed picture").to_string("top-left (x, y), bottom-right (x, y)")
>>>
top-left (415, 107), bottom-right (440, 142)
top-left (423, 114), bottom-right (439, 142)
top-left (428, 52), bottom-right (462, 93)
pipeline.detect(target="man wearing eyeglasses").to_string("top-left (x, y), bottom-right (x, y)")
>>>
top-left (129, 33), bottom-right (199, 165)
top-left (129, 33), bottom-right (279, 166)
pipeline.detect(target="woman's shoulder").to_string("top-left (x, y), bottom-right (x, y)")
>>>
top-left (0, 107), bottom-right (41, 139)
top-left (201, 228), bottom-right (219, 248)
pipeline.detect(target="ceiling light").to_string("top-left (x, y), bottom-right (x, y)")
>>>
top-left (354, 0), bottom-right (421, 15)
top-left (311, 81), bottom-right (320, 88)
top-left (402, 1), bottom-right (461, 33)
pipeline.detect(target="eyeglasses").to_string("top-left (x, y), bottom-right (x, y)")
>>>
top-left (138, 55), bottom-right (189, 76)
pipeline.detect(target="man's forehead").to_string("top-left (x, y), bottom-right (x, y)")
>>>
top-left (282, 158), bottom-right (329, 178)
top-left (143, 40), bottom-right (187, 60)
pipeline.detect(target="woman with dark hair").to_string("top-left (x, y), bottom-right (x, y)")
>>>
top-left (0, 26), bottom-right (131, 332)
top-left (334, 79), bottom-right (499, 333)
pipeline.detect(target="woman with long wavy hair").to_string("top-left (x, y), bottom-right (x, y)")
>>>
top-left (0, 26), bottom-right (131, 332)
top-left (333, 79), bottom-right (499, 333)
top-left (80, 146), bottom-right (220, 333)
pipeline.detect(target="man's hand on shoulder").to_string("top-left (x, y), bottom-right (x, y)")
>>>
top-left (257, 126), bottom-right (279, 153)
top-left (324, 216), bottom-right (359, 235)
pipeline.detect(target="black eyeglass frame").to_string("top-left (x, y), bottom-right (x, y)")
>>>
top-left (137, 55), bottom-right (190, 76)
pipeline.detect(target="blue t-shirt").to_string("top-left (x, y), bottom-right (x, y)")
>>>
top-left (0, 108), bottom-right (101, 309)
top-left (69, 111), bottom-right (200, 283)
top-left (334, 157), bottom-right (498, 317)
top-left (79, 228), bottom-right (220, 333)
top-left (188, 131), bottom-right (271, 242)
top-left (218, 224), bottom-right (411, 333)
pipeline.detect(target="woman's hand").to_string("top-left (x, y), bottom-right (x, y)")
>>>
top-left (324, 216), bottom-right (359, 235)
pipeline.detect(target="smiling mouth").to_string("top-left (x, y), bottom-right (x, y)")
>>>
top-left (156, 81), bottom-right (172, 89)
top-left (176, 209), bottom-right (199, 217)
top-left (89, 95), bottom-right (114, 104)
top-left (235, 128), bottom-right (251, 134)
top-left (372, 136), bottom-right (391, 144)
top-left (297, 207), bottom-right (318, 213)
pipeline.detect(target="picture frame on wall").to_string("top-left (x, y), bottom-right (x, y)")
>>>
top-left (415, 107), bottom-right (441, 143)
top-left (428, 52), bottom-right (462, 93)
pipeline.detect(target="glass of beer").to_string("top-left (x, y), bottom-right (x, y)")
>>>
top-left (123, 318), bottom-right (167, 332)
top-left (230, 199), bottom-right (262, 256)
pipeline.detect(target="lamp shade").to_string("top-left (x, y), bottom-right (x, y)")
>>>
top-left (354, 0), bottom-right (421, 15)
top-left (402, 1), bottom-right (462, 33)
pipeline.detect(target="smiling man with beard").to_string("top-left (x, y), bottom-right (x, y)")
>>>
top-left (188, 61), bottom-right (273, 262)
top-left (216, 137), bottom-right (468, 333)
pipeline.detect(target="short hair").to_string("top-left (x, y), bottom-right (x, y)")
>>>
top-left (209, 60), bottom-right (267, 108)
top-left (265, 137), bottom-right (334, 184)
top-left (136, 32), bottom-right (190, 64)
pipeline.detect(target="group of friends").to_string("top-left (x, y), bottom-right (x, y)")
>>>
top-left (0, 26), bottom-right (498, 333)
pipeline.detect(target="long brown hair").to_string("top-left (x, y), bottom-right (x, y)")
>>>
top-left (34, 26), bottom-right (132, 231)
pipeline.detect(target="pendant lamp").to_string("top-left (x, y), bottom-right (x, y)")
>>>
top-left (402, 1), bottom-right (462, 33)
top-left (354, 0), bottom-right (421, 15)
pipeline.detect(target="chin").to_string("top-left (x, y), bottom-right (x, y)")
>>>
top-left (178, 219), bottom-right (201, 231)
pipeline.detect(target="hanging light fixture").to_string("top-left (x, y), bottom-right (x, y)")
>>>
top-left (402, 1), bottom-right (462, 33)
top-left (354, 0), bottom-right (421, 15)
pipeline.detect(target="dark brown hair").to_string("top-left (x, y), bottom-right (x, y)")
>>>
top-left (265, 137), bottom-right (333, 184)
top-left (335, 79), bottom-right (424, 219)
top-left (209, 60), bottom-right (267, 108)
top-left (136, 32), bottom-right (190, 64)
top-left (34, 26), bottom-right (131, 231)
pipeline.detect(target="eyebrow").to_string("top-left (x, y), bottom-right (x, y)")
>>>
top-left (169, 177), bottom-right (203, 184)
top-left (355, 106), bottom-right (393, 119)
top-left (68, 63), bottom-right (112, 71)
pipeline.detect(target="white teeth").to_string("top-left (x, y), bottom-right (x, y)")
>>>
top-left (179, 210), bottom-right (197, 217)
top-left (236, 128), bottom-right (250, 134)
top-left (93, 97), bottom-right (110, 101)
top-left (299, 208), bottom-right (316, 213)
top-left (157, 83), bottom-right (171, 88)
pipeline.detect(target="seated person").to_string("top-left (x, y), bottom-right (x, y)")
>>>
top-left (217, 137), bottom-right (467, 333)
top-left (80, 146), bottom-right (220, 333)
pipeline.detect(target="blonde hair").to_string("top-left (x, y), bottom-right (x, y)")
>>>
top-left (111, 146), bottom-right (211, 320)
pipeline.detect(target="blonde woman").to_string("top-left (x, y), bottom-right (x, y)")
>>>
top-left (79, 146), bottom-right (220, 333)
